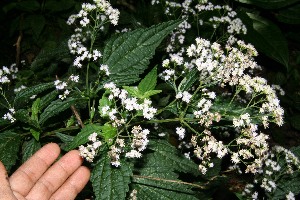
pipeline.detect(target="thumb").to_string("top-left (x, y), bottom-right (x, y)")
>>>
top-left (0, 161), bottom-right (16, 200)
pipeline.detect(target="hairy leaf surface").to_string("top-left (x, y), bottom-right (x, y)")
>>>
top-left (91, 156), bottom-right (132, 200)
top-left (0, 131), bottom-right (21, 172)
top-left (103, 20), bottom-right (182, 85)
top-left (22, 138), bottom-right (41, 163)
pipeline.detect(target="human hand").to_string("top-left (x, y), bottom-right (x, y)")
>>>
top-left (0, 143), bottom-right (90, 200)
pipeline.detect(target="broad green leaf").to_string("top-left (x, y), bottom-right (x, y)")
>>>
top-left (146, 140), bottom-right (200, 176)
top-left (14, 82), bottom-right (54, 107)
top-left (142, 90), bottom-right (162, 99)
top-left (123, 86), bottom-right (140, 97)
top-left (276, 4), bottom-right (300, 24)
top-left (28, 15), bottom-right (46, 39)
top-left (272, 170), bottom-right (300, 199)
top-left (64, 124), bottom-right (102, 151)
top-left (132, 177), bottom-right (199, 200)
top-left (91, 156), bottom-right (132, 200)
top-left (101, 123), bottom-right (117, 144)
top-left (103, 20), bottom-right (182, 85)
top-left (0, 131), bottom-right (21, 172)
top-left (31, 98), bottom-right (41, 122)
top-left (239, 13), bottom-right (289, 68)
top-left (235, 0), bottom-right (299, 9)
top-left (30, 41), bottom-right (70, 71)
top-left (30, 129), bottom-right (40, 141)
top-left (178, 68), bottom-right (198, 92)
top-left (39, 90), bottom-right (59, 110)
top-left (14, 109), bottom-right (40, 129)
top-left (22, 138), bottom-right (41, 163)
top-left (138, 67), bottom-right (158, 93)
top-left (55, 132), bottom-right (75, 143)
top-left (39, 97), bottom-right (87, 125)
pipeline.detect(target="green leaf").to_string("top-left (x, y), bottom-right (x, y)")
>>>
top-left (39, 90), bottom-right (59, 110)
top-left (14, 82), bottom-right (54, 107)
top-left (0, 131), bottom-right (21, 172)
top-left (28, 14), bottom-right (46, 39)
top-left (64, 124), bottom-right (102, 151)
top-left (30, 41), bottom-right (70, 71)
top-left (31, 98), bottom-right (41, 122)
top-left (145, 140), bottom-right (200, 177)
top-left (30, 129), bottom-right (40, 141)
top-left (131, 139), bottom-right (201, 200)
top-left (276, 4), bottom-right (300, 24)
top-left (103, 20), bottom-right (182, 85)
top-left (123, 86), bottom-right (140, 97)
top-left (14, 109), bottom-right (40, 129)
top-left (91, 155), bottom-right (132, 200)
top-left (178, 68), bottom-right (198, 92)
top-left (142, 90), bottom-right (162, 99)
top-left (132, 177), bottom-right (199, 200)
top-left (239, 13), bottom-right (289, 68)
top-left (235, 0), bottom-right (299, 9)
top-left (138, 67), bottom-right (158, 93)
top-left (98, 92), bottom-right (113, 117)
top-left (55, 132), bottom-right (75, 143)
top-left (22, 138), bottom-right (41, 163)
top-left (101, 123), bottom-right (117, 144)
top-left (39, 97), bottom-right (87, 125)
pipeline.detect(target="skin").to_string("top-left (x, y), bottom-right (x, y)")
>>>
top-left (0, 143), bottom-right (90, 200)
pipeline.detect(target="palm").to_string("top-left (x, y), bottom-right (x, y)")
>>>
top-left (0, 143), bottom-right (90, 200)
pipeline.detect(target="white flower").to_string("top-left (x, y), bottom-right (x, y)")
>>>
top-left (176, 127), bottom-right (185, 140)
top-left (286, 191), bottom-right (295, 200)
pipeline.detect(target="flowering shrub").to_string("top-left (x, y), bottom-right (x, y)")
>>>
top-left (1, 0), bottom-right (300, 199)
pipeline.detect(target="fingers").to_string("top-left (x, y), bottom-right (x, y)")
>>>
top-left (50, 166), bottom-right (90, 200)
top-left (26, 150), bottom-right (85, 200)
top-left (9, 143), bottom-right (60, 197)
top-left (0, 161), bottom-right (17, 200)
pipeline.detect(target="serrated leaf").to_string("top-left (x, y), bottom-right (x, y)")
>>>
top-left (123, 86), bottom-right (140, 97)
top-left (30, 41), bottom-right (70, 71)
top-left (239, 13), bottom-right (289, 68)
top-left (55, 132), bottom-right (75, 143)
top-left (235, 0), bottom-right (299, 9)
top-left (14, 82), bottom-right (54, 107)
top-left (103, 20), bottom-right (182, 85)
top-left (39, 90), bottom-right (59, 110)
top-left (22, 138), bottom-right (41, 163)
top-left (142, 90), bottom-right (162, 99)
top-left (178, 68), bottom-right (198, 92)
top-left (91, 156), bottom-right (132, 200)
top-left (146, 140), bottom-right (200, 176)
top-left (14, 109), bottom-right (40, 129)
top-left (31, 98), bottom-right (41, 122)
top-left (39, 97), bottom-right (87, 125)
top-left (0, 131), bottom-right (21, 172)
top-left (138, 67), bottom-right (158, 93)
top-left (132, 178), bottom-right (199, 200)
top-left (64, 124), bottom-right (102, 151)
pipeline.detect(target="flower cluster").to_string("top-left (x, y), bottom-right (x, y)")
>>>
top-left (67, 0), bottom-right (119, 69)
top-left (2, 108), bottom-right (16, 123)
top-left (0, 64), bottom-right (19, 85)
top-left (79, 132), bottom-right (102, 162)
top-left (125, 126), bottom-right (150, 158)
top-left (103, 82), bottom-right (157, 124)
top-left (241, 146), bottom-right (300, 199)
